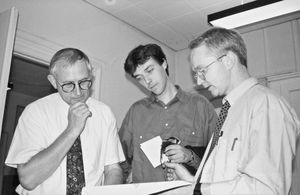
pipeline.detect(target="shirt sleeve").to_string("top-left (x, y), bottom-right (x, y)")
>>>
top-left (195, 96), bottom-right (218, 147)
top-left (5, 104), bottom-right (47, 168)
top-left (200, 95), bottom-right (300, 195)
top-left (104, 108), bottom-right (125, 165)
top-left (118, 106), bottom-right (134, 164)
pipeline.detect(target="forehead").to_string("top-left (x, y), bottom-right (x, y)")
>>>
top-left (55, 60), bottom-right (91, 81)
top-left (190, 45), bottom-right (216, 68)
top-left (133, 58), bottom-right (159, 76)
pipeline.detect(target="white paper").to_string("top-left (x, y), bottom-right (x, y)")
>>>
top-left (140, 136), bottom-right (162, 168)
top-left (82, 180), bottom-right (192, 195)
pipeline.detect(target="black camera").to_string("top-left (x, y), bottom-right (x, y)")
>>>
top-left (160, 137), bottom-right (181, 163)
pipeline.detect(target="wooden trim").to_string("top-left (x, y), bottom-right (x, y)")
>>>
top-left (267, 72), bottom-right (300, 82)
top-left (13, 29), bottom-right (103, 100)
top-left (292, 19), bottom-right (300, 72)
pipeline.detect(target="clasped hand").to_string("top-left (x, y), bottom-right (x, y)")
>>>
top-left (162, 144), bottom-right (194, 181)
top-left (163, 162), bottom-right (194, 182)
top-left (67, 102), bottom-right (92, 135)
top-left (164, 144), bottom-right (192, 163)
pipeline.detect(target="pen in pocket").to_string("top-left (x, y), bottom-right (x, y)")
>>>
top-left (231, 138), bottom-right (238, 151)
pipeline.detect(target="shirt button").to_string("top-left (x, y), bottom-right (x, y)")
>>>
top-left (140, 136), bottom-right (143, 139)
top-left (164, 106), bottom-right (168, 109)
top-left (165, 123), bottom-right (169, 127)
top-left (192, 132), bottom-right (195, 135)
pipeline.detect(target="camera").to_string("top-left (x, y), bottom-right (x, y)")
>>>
top-left (160, 137), bottom-right (181, 164)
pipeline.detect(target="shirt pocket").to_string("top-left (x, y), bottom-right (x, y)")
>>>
top-left (218, 137), bottom-right (241, 178)
top-left (179, 128), bottom-right (202, 146)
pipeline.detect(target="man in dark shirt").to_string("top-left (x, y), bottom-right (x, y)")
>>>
top-left (119, 43), bottom-right (217, 183)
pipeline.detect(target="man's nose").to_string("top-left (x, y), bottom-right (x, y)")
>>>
top-left (144, 76), bottom-right (151, 85)
top-left (74, 83), bottom-right (82, 96)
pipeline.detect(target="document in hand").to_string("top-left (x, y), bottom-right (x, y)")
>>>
top-left (140, 136), bottom-right (163, 168)
top-left (81, 180), bottom-right (192, 195)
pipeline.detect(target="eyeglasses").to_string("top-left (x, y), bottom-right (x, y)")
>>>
top-left (193, 54), bottom-right (226, 81)
top-left (55, 77), bottom-right (93, 93)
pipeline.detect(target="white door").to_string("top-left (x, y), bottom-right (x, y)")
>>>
top-left (0, 7), bottom-right (18, 140)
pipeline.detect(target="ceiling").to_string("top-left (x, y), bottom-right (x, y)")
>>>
top-left (83, 0), bottom-right (255, 51)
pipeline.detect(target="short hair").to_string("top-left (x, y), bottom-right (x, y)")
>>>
top-left (49, 48), bottom-right (92, 76)
top-left (189, 27), bottom-right (247, 67)
top-left (124, 43), bottom-right (169, 77)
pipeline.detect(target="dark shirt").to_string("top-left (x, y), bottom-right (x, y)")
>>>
top-left (119, 86), bottom-right (217, 183)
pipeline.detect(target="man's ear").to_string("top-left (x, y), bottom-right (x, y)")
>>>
top-left (47, 74), bottom-right (57, 89)
top-left (223, 51), bottom-right (237, 70)
top-left (162, 59), bottom-right (168, 70)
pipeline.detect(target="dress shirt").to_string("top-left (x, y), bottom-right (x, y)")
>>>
top-left (5, 93), bottom-right (125, 195)
top-left (193, 78), bottom-right (300, 195)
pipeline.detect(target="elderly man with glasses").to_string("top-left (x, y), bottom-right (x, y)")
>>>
top-left (5, 48), bottom-right (125, 195)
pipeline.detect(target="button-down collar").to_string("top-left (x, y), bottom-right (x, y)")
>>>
top-left (224, 78), bottom-right (258, 107)
top-left (146, 85), bottom-right (189, 106)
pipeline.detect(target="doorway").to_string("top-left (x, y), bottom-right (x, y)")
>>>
top-left (0, 55), bottom-right (56, 194)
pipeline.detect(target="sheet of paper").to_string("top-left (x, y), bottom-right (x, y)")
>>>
top-left (82, 180), bottom-right (192, 195)
top-left (140, 136), bottom-right (162, 168)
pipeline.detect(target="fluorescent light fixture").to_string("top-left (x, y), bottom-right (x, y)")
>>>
top-left (208, 0), bottom-right (300, 29)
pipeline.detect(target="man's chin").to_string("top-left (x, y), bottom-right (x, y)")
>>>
top-left (208, 87), bottom-right (218, 97)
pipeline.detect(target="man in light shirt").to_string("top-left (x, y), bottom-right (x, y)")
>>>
top-left (164, 27), bottom-right (300, 195)
top-left (5, 48), bottom-right (125, 195)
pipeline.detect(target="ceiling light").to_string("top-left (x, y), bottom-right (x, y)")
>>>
top-left (208, 0), bottom-right (300, 29)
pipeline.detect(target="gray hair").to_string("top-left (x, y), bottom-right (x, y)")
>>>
top-left (49, 48), bottom-right (93, 76)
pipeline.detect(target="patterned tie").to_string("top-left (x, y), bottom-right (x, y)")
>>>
top-left (66, 137), bottom-right (85, 195)
top-left (193, 100), bottom-right (231, 195)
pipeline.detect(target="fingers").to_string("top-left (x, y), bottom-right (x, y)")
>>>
top-left (70, 102), bottom-right (91, 118)
top-left (164, 162), bottom-right (193, 182)
top-left (165, 145), bottom-right (188, 163)
top-left (164, 162), bottom-right (178, 169)
top-left (165, 144), bottom-right (181, 152)
top-left (67, 102), bottom-right (92, 133)
top-left (166, 168), bottom-right (176, 181)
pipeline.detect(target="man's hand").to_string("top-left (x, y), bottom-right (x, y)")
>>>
top-left (104, 163), bottom-right (123, 185)
top-left (164, 144), bottom-right (193, 163)
top-left (67, 102), bottom-right (92, 135)
top-left (164, 162), bottom-right (194, 182)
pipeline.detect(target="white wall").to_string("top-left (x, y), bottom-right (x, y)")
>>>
top-left (174, 48), bottom-right (194, 91)
top-left (0, 0), bottom-right (176, 126)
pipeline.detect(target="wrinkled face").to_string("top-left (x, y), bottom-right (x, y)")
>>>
top-left (133, 57), bottom-right (168, 97)
top-left (48, 60), bottom-right (92, 105)
top-left (190, 45), bottom-right (230, 97)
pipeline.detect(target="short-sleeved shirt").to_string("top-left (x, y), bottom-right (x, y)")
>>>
top-left (5, 93), bottom-right (125, 195)
top-left (119, 86), bottom-right (217, 183)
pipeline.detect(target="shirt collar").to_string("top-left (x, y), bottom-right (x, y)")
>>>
top-left (147, 85), bottom-right (188, 106)
top-left (224, 77), bottom-right (258, 106)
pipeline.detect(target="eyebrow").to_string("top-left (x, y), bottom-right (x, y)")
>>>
top-left (133, 64), bottom-right (154, 78)
top-left (61, 77), bottom-right (91, 84)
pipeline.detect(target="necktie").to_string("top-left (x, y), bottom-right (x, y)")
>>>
top-left (66, 137), bottom-right (86, 195)
top-left (193, 101), bottom-right (231, 195)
